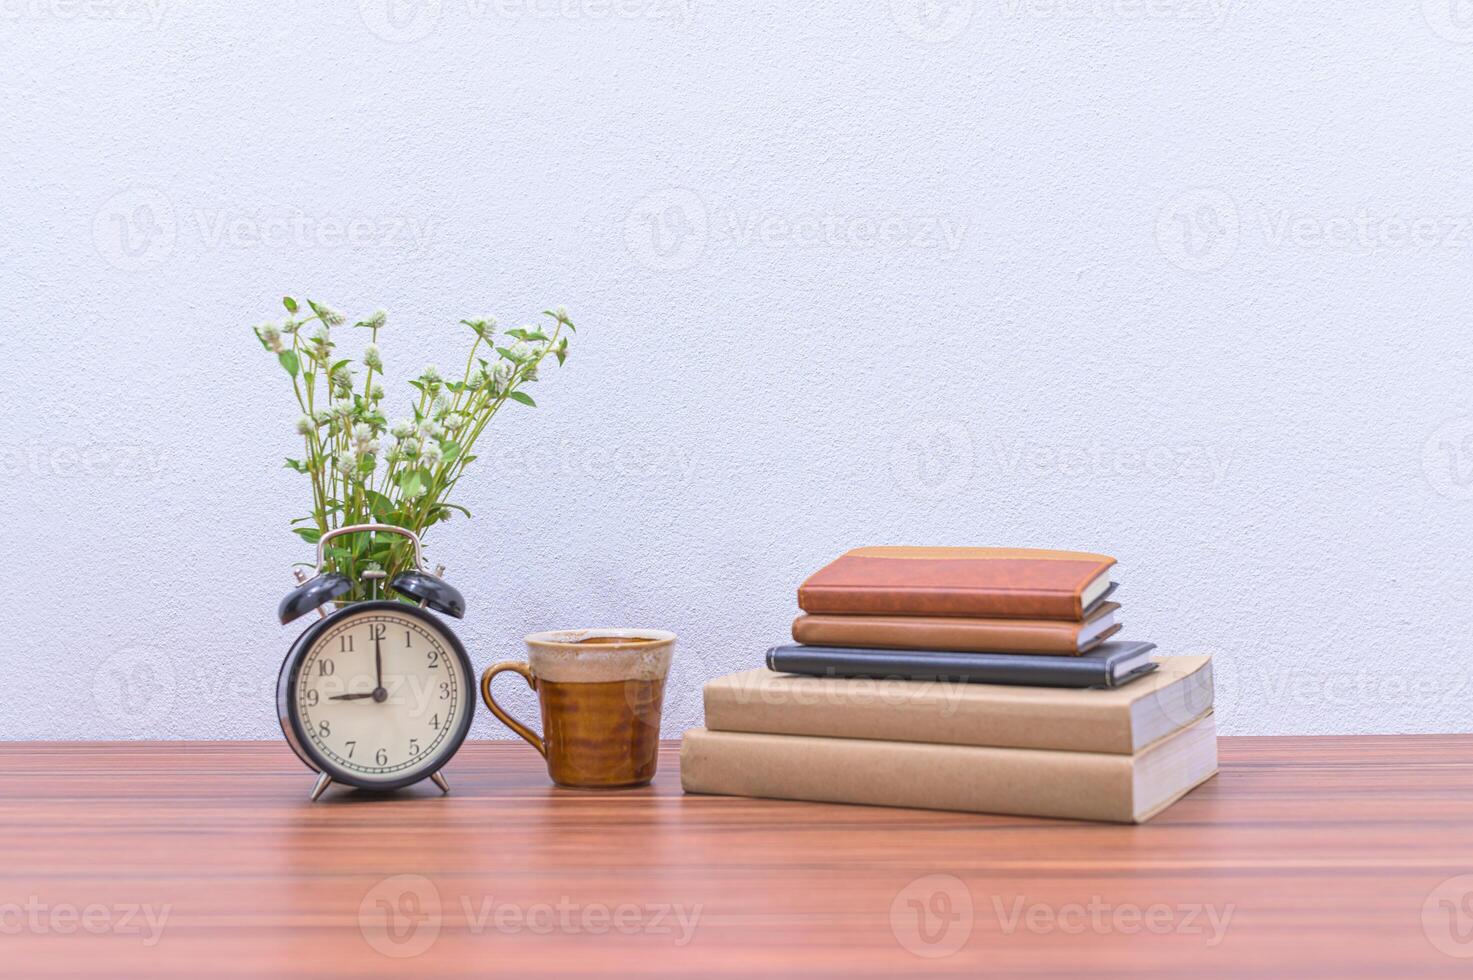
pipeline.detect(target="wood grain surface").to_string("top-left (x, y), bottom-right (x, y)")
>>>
top-left (0, 736), bottom-right (1470, 977)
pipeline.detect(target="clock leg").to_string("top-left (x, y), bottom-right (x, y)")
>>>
top-left (430, 771), bottom-right (450, 795)
top-left (309, 772), bottom-right (334, 802)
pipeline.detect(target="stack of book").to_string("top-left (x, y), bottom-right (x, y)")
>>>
top-left (681, 547), bottom-right (1218, 823)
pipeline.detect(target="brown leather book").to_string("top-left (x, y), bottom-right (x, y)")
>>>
top-left (797, 546), bottom-right (1117, 620)
top-left (792, 603), bottom-right (1121, 655)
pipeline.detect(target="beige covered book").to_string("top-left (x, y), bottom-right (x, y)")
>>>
top-left (680, 714), bottom-right (1218, 824)
top-left (703, 656), bottom-right (1213, 754)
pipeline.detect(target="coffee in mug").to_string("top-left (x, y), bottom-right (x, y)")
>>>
top-left (480, 629), bottom-right (675, 788)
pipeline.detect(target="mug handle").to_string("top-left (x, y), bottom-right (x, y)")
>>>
top-left (480, 662), bottom-right (546, 758)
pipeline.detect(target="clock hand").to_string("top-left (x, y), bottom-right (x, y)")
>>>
top-left (329, 692), bottom-right (375, 701)
top-left (372, 633), bottom-right (387, 703)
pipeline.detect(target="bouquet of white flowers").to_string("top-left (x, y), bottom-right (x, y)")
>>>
top-left (254, 296), bottom-right (573, 600)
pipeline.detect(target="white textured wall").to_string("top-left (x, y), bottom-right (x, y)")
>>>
top-left (3, 2), bottom-right (1472, 740)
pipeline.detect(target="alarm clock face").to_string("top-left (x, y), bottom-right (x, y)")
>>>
top-left (279, 601), bottom-right (474, 790)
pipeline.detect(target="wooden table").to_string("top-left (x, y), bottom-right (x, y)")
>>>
top-left (0, 737), bottom-right (1470, 977)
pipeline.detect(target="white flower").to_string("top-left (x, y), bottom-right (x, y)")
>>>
top-left (257, 323), bottom-right (283, 353)
top-left (422, 443), bottom-right (444, 467)
top-left (554, 306), bottom-right (568, 321)
top-left (334, 448), bottom-right (356, 471)
top-left (331, 366), bottom-right (354, 396)
top-left (352, 422), bottom-right (373, 442)
top-left (364, 310), bottom-right (387, 330)
top-left (421, 364), bottom-right (442, 385)
top-left (319, 305), bottom-right (347, 327)
top-left (433, 393), bottom-right (450, 415)
top-left (443, 412), bottom-right (468, 431)
top-left (523, 361), bottom-right (538, 382)
top-left (363, 344), bottom-right (383, 372)
top-left (295, 415), bottom-right (313, 436)
top-left (417, 418), bottom-right (442, 439)
top-left (369, 381), bottom-right (384, 401)
top-left (331, 398), bottom-right (355, 420)
top-left (492, 360), bottom-right (513, 389)
top-left (390, 419), bottom-right (416, 439)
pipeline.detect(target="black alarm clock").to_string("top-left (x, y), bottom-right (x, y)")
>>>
top-left (275, 523), bottom-right (475, 801)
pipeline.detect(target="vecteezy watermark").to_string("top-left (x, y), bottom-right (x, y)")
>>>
top-left (358, 0), bottom-right (442, 42)
top-left (992, 895), bottom-right (1235, 945)
top-left (890, 419), bottom-right (975, 501)
top-left (625, 188), bottom-right (709, 272)
top-left (988, 438), bottom-right (1234, 486)
top-left (1212, 665), bottom-right (1471, 733)
top-left (93, 188), bottom-right (435, 272)
top-left (890, 425), bottom-right (1234, 500)
top-left (1423, 417), bottom-right (1473, 501)
top-left (0, 0), bottom-right (168, 26)
top-left (360, 0), bottom-right (694, 42)
top-left (460, 895), bottom-right (702, 944)
top-left (1157, 186), bottom-right (1473, 272)
top-left (889, 0), bottom-right (973, 43)
top-left (1155, 187), bottom-right (1240, 273)
top-left (93, 647), bottom-right (178, 734)
top-left (719, 672), bottom-right (970, 716)
top-left (0, 898), bottom-right (171, 946)
top-left (996, 0), bottom-right (1230, 27)
top-left (891, 874), bottom-right (974, 958)
top-left (92, 187), bottom-right (177, 273)
top-left (485, 437), bottom-right (697, 488)
top-left (360, 875), bottom-right (442, 958)
top-left (0, 440), bottom-right (172, 484)
top-left (624, 188), bottom-right (968, 272)
top-left (1423, 0), bottom-right (1473, 44)
top-left (91, 646), bottom-right (275, 736)
top-left (466, 0), bottom-right (696, 23)
top-left (1257, 210), bottom-right (1473, 251)
top-left (358, 875), bottom-right (704, 957)
top-left (1424, 875), bottom-right (1473, 959)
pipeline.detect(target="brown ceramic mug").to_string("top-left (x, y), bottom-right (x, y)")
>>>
top-left (480, 629), bottom-right (675, 789)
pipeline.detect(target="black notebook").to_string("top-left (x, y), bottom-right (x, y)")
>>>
top-left (765, 641), bottom-right (1159, 689)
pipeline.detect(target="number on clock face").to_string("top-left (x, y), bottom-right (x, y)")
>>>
top-left (295, 611), bottom-right (467, 782)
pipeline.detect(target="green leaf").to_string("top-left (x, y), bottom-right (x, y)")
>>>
top-left (398, 468), bottom-right (426, 499)
top-left (495, 346), bottom-right (517, 361)
top-left (522, 330), bottom-right (550, 342)
top-left (283, 296), bottom-right (298, 313)
top-left (293, 527), bottom-right (322, 543)
top-left (439, 503), bottom-right (473, 519)
top-left (278, 350), bottom-right (299, 377)
top-left (284, 458), bottom-right (307, 473)
top-left (253, 327), bottom-right (273, 352)
top-left (440, 440), bottom-right (461, 464)
top-left (507, 391), bottom-right (536, 407)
